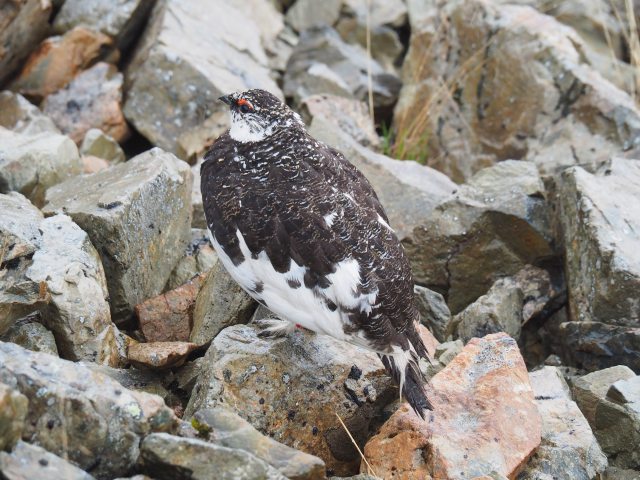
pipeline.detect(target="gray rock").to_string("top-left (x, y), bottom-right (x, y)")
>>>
top-left (404, 161), bottom-right (554, 314)
top-left (0, 383), bottom-right (28, 451)
top-left (53, 0), bottom-right (155, 50)
top-left (518, 367), bottom-right (608, 480)
top-left (284, 26), bottom-right (401, 113)
top-left (185, 324), bottom-right (395, 475)
top-left (44, 148), bottom-right (192, 324)
top-left (192, 407), bottom-right (326, 479)
top-left (602, 467), bottom-right (640, 480)
top-left (86, 364), bottom-right (170, 401)
top-left (434, 339), bottom-right (463, 367)
top-left (0, 0), bottom-right (52, 85)
top-left (124, 0), bottom-right (282, 160)
top-left (0, 441), bottom-right (95, 480)
top-left (80, 128), bottom-right (125, 164)
top-left (285, 0), bottom-right (341, 32)
top-left (190, 263), bottom-right (257, 346)
top-left (395, 0), bottom-right (640, 182)
top-left (0, 128), bottom-right (82, 207)
top-left (0, 341), bottom-right (178, 479)
top-left (191, 158), bottom-right (207, 228)
top-left (573, 366), bottom-right (637, 426)
top-left (167, 357), bottom-right (203, 398)
top-left (140, 432), bottom-right (287, 479)
top-left (309, 115), bottom-right (456, 240)
top-left (0, 91), bottom-right (59, 135)
top-left (414, 285), bottom-right (451, 342)
top-left (165, 229), bottom-right (218, 292)
top-left (0, 313), bottom-right (59, 356)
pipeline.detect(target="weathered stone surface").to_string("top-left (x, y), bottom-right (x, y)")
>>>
top-left (309, 115), bottom-right (456, 240)
top-left (80, 128), bottom-right (125, 164)
top-left (42, 62), bottom-right (130, 144)
top-left (573, 366), bottom-right (637, 426)
top-left (404, 160), bottom-right (554, 314)
top-left (363, 333), bottom-right (541, 479)
top-left (594, 376), bottom-right (640, 469)
top-left (0, 342), bottom-right (178, 479)
top-left (601, 467), bottom-right (640, 480)
top-left (81, 155), bottom-right (111, 174)
top-left (140, 433), bottom-right (287, 479)
top-left (284, 27), bottom-right (401, 116)
top-left (0, 383), bottom-right (28, 451)
top-left (165, 229), bottom-right (218, 291)
top-left (0, 128), bottom-right (82, 207)
top-left (0, 441), bottom-right (95, 480)
top-left (0, 91), bottom-right (59, 135)
top-left (285, 0), bottom-right (341, 32)
top-left (11, 27), bottom-right (114, 101)
top-left (186, 324), bottom-right (396, 476)
top-left (0, 0), bottom-right (52, 85)
top-left (44, 148), bottom-right (192, 323)
top-left (414, 285), bottom-right (451, 343)
top-left (167, 357), bottom-right (203, 399)
top-left (190, 159), bottom-right (207, 228)
top-left (26, 214), bottom-right (121, 365)
top-left (190, 263), bottom-right (256, 346)
top-left (53, 0), bottom-right (155, 50)
top-left (128, 341), bottom-right (198, 370)
top-left (137, 274), bottom-right (205, 343)
top-left (124, 0), bottom-right (282, 160)
top-left (449, 265), bottom-right (557, 342)
top-left (192, 407), bottom-right (326, 480)
top-left (518, 366), bottom-right (608, 480)
top-left (0, 313), bottom-right (59, 356)
top-left (395, 0), bottom-right (640, 182)
top-left (87, 364), bottom-right (170, 401)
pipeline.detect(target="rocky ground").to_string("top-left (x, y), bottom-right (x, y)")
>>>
top-left (1, 0), bottom-right (640, 479)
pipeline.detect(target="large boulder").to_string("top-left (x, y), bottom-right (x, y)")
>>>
top-left (558, 158), bottom-right (640, 371)
top-left (403, 160), bottom-right (555, 313)
top-left (186, 324), bottom-right (396, 476)
top-left (0, 441), bottom-right (96, 480)
top-left (43, 148), bottom-right (192, 324)
top-left (0, 128), bottom-right (82, 207)
top-left (124, 0), bottom-right (282, 160)
top-left (363, 333), bottom-right (541, 479)
top-left (395, 0), bottom-right (640, 182)
top-left (0, 342), bottom-right (178, 479)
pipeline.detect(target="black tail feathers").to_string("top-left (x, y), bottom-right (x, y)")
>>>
top-left (380, 349), bottom-right (432, 420)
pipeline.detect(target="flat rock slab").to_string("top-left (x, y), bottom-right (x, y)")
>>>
top-left (0, 341), bottom-right (178, 479)
top-left (128, 341), bottom-right (199, 370)
top-left (364, 333), bottom-right (541, 479)
top-left (0, 441), bottom-right (95, 480)
top-left (44, 148), bottom-right (192, 323)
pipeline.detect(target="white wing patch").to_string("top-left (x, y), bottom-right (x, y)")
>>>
top-left (377, 214), bottom-right (394, 232)
top-left (323, 211), bottom-right (337, 227)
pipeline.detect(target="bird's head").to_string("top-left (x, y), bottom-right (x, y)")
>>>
top-left (219, 89), bottom-right (303, 143)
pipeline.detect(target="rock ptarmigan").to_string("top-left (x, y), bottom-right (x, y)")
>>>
top-left (201, 89), bottom-right (432, 418)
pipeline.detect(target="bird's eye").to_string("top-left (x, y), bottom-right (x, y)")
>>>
top-left (237, 98), bottom-right (253, 113)
top-left (239, 104), bottom-right (251, 113)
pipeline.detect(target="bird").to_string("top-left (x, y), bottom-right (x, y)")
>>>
top-left (200, 88), bottom-right (432, 419)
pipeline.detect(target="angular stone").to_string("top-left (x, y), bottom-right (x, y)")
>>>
top-left (186, 324), bottom-right (396, 476)
top-left (0, 0), bottom-right (52, 85)
top-left (285, 0), bottom-right (340, 32)
top-left (363, 333), bottom-right (541, 479)
top-left (192, 407), bottom-right (326, 480)
top-left (573, 366), bottom-right (637, 426)
top-left (53, 0), bottom-right (155, 50)
top-left (0, 383), bottom-right (28, 451)
top-left (11, 27), bottom-right (114, 101)
top-left (128, 341), bottom-right (198, 370)
top-left (190, 263), bottom-right (256, 346)
top-left (0, 342), bottom-right (178, 479)
top-left (284, 27), bottom-right (401, 115)
top-left (0, 91), bottom-right (59, 135)
top-left (601, 467), bottom-right (640, 480)
top-left (140, 433), bottom-right (287, 479)
top-left (168, 357), bottom-right (203, 398)
top-left (44, 148), bottom-right (192, 323)
top-left (81, 155), bottom-right (111, 174)
top-left (395, 0), bottom-right (640, 182)
top-left (124, 0), bottom-right (282, 160)
top-left (80, 128), bottom-right (125, 164)
top-left (309, 115), bottom-right (456, 240)
top-left (518, 366), bottom-right (608, 480)
top-left (404, 160), bottom-right (554, 313)
top-left (165, 229), bottom-right (218, 291)
top-left (190, 159), bottom-right (207, 228)
top-left (137, 274), bottom-right (205, 343)
top-left (0, 314), bottom-right (59, 356)
top-left (0, 128), bottom-right (82, 207)
top-left (42, 62), bottom-right (130, 144)
top-left (87, 364), bottom-right (170, 400)
top-left (0, 441), bottom-right (95, 480)
top-left (560, 158), bottom-right (640, 326)
top-left (414, 285), bottom-right (451, 343)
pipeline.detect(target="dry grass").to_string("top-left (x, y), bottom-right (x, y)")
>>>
top-left (335, 412), bottom-right (378, 478)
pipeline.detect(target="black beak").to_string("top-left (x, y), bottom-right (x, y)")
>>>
top-left (218, 95), bottom-right (233, 106)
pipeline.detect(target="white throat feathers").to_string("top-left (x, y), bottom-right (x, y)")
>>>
top-left (229, 111), bottom-right (305, 143)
